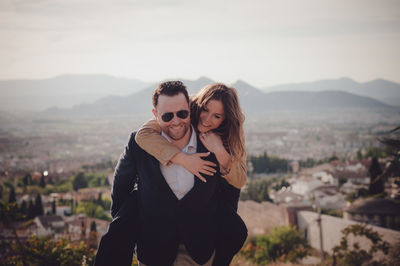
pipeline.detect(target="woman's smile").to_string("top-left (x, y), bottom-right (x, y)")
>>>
top-left (197, 99), bottom-right (225, 133)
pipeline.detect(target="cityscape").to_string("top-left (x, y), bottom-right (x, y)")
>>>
top-left (1, 84), bottom-right (399, 264)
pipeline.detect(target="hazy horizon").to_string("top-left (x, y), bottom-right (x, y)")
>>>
top-left (0, 73), bottom-right (398, 89)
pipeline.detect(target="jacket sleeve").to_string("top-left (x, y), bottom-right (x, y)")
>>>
top-left (110, 132), bottom-right (139, 218)
top-left (135, 118), bottom-right (181, 166)
top-left (222, 155), bottom-right (247, 189)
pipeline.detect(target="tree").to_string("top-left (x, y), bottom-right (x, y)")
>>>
top-left (89, 222), bottom-right (98, 249)
top-left (97, 192), bottom-right (103, 207)
top-left (90, 221), bottom-right (97, 232)
top-left (387, 240), bottom-right (400, 265)
top-left (250, 152), bottom-right (270, 173)
top-left (273, 179), bottom-right (290, 191)
top-left (1, 235), bottom-right (95, 265)
top-left (71, 199), bottom-right (75, 213)
top-left (356, 149), bottom-right (363, 160)
top-left (241, 226), bottom-right (310, 264)
top-left (299, 158), bottom-right (317, 168)
top-left (52, 200), bottom-right (56, 215)
top-left (328, 153), bottom-right (339, 162)
top-left (27, 199), bottom-right (35, 219)
top-left (0, 201), bottom-right (28, 265)
top-left (81, 220), bottom-right (86, 239)
top-left (365, 146), bottom-right (387, 159)
top-left (332, 224), bottom-right (389, 266)
top-left (75, 201), bottom-right (110, 221)
top-left (39, 175), bottom-right (46, 188)
top-left (374, 126), bottom-right (400, 185)
top-left (240, 179), bottom-right (272, 202)
top-left (47, 177), bottom-right (54, 185)
top-left (20, 200), bottom-right (27, 218)
top-left (73, 172), bottom-right (88, 191)
top-left (248, 151), bottom-right (289, 174)
top-left (8, 186), bottom-right (16, 203)
top-left (369, 157), bottom-right (383, 195)
top-left (23, 173), bottom-right (32, 186)
top-left (35, 194), bottom-right (44, 216)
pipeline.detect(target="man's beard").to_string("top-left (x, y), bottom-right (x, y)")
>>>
top-left (164, 123), bottom-right (190, 141)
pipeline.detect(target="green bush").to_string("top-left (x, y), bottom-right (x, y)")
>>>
top-left (240, 226), bottom-right (310, 264)
top-left (1, 235), bottom-right (95, 266)
top-left (332, 224), bottom-right (390, 266)
top-left (319, 208), bottom-right (343, 218)
top-left (75, 201), bottom-right (111, 221)
top-left (87, 174), bottom-right (110, 188)
top-left (72, 172), bottom-right (88, 191)
top-left (248, 152), bottom-right (289, 174)
top-left (240, 179), bottom-right (274, 202)
top-left (43, 182), bottom-right (73, 194)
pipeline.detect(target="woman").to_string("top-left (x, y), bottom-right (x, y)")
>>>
top-left (135, 83), bottom-right (247, 265)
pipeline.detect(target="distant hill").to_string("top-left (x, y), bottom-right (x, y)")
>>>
top-left (1, 74), bottom-right (397, 115)
top-left (43, 77), bottom-right (215, 117)
top-left (261, 90), bottom-right (391, 110)
top-left (0, 74), bottom-right (151, 111)
top-left (264, 77), bottom-right (400, 106)
top-left (42, 77), bottom-right (397, 118)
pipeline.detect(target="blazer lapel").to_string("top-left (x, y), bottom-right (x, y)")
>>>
top-left (143, 152), bottom-right (179, 202)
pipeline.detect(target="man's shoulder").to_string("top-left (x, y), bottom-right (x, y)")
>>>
top-left (127, 131), bottom-right (138, 145)
top-left (126, 131), bottom-right (150, 156)
top-left (126, 131), bottom-right (142, 152)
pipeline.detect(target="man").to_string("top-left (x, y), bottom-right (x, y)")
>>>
top-left (95, 81), bottom-right (221, 266)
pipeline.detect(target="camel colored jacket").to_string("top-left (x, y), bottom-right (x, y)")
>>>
top-left (135, 118), bottom-right (247, 189)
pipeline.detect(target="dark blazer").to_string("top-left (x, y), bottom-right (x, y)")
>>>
top-left (110, 132), bottom-right (221, 266)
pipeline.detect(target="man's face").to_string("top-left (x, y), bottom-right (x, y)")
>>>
top-left (152, 93), bottom-right (191, 141)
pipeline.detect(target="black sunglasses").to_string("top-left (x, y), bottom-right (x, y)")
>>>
top-left (161, 110), bottom-right (189, 122)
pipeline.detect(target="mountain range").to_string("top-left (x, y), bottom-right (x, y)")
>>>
top-left (0, 75), bottom-right (399, 116)
top-left (233, 80), bottom-right (392, 113)
top-left (264, 77), bottom-right (400, 106)
top-left (0, 74), bottom-right (151, 111)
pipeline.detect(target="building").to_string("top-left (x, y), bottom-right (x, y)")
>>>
top-left (344, 198), bottom-right (400, 230)
top-left (34, 215), bottom-right (66, 238)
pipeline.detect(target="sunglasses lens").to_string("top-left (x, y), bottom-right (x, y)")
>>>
top-left (177, 110), bottom-right (189, 119)
top-left (161, 112), bottom-right (174, 122)
top-left (161, 110), bottom-right (189, 122)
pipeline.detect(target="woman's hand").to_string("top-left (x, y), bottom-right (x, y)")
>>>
top-left (200, 132), bottom-right (232, 175)
top-left (171, 152), bottom-right (217, 182)
top-left (199, 132), bottom-right (224, 154)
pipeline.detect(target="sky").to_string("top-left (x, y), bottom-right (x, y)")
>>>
top-left (0, 0), bottom-right (399, 87)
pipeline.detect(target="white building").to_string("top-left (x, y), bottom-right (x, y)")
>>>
top-left (291, 177), bottom-right (324, 196)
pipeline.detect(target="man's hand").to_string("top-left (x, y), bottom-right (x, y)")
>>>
top-left (171, 152), bottom-right (217, 182)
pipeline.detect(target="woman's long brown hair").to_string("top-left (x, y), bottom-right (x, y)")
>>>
top-left (190, 83), bottom-right (245, 161)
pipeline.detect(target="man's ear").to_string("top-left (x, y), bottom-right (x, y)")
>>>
top-left (152, 109), bottom-right (158, 119)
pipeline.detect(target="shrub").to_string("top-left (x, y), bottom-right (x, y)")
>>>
top-left (240, 226), bottom-right (310, 264)
top-left (332, 224), bottom-right (390, 266)
top-left (75, 201), bottom-right (111, 221)
top-left (1, 235), bottom-right (95, 266)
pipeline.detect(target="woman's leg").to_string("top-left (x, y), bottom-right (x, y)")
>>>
top-left (213, 179), bottom-right (248, 266)
top-left (94, 192), bottom-right (138, 266)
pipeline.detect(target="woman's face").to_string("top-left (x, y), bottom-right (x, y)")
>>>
top-left (197, 99), bottom-right (225, 133)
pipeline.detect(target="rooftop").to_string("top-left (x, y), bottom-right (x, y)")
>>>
top-left (346, 198), bottom-right (400, 216)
